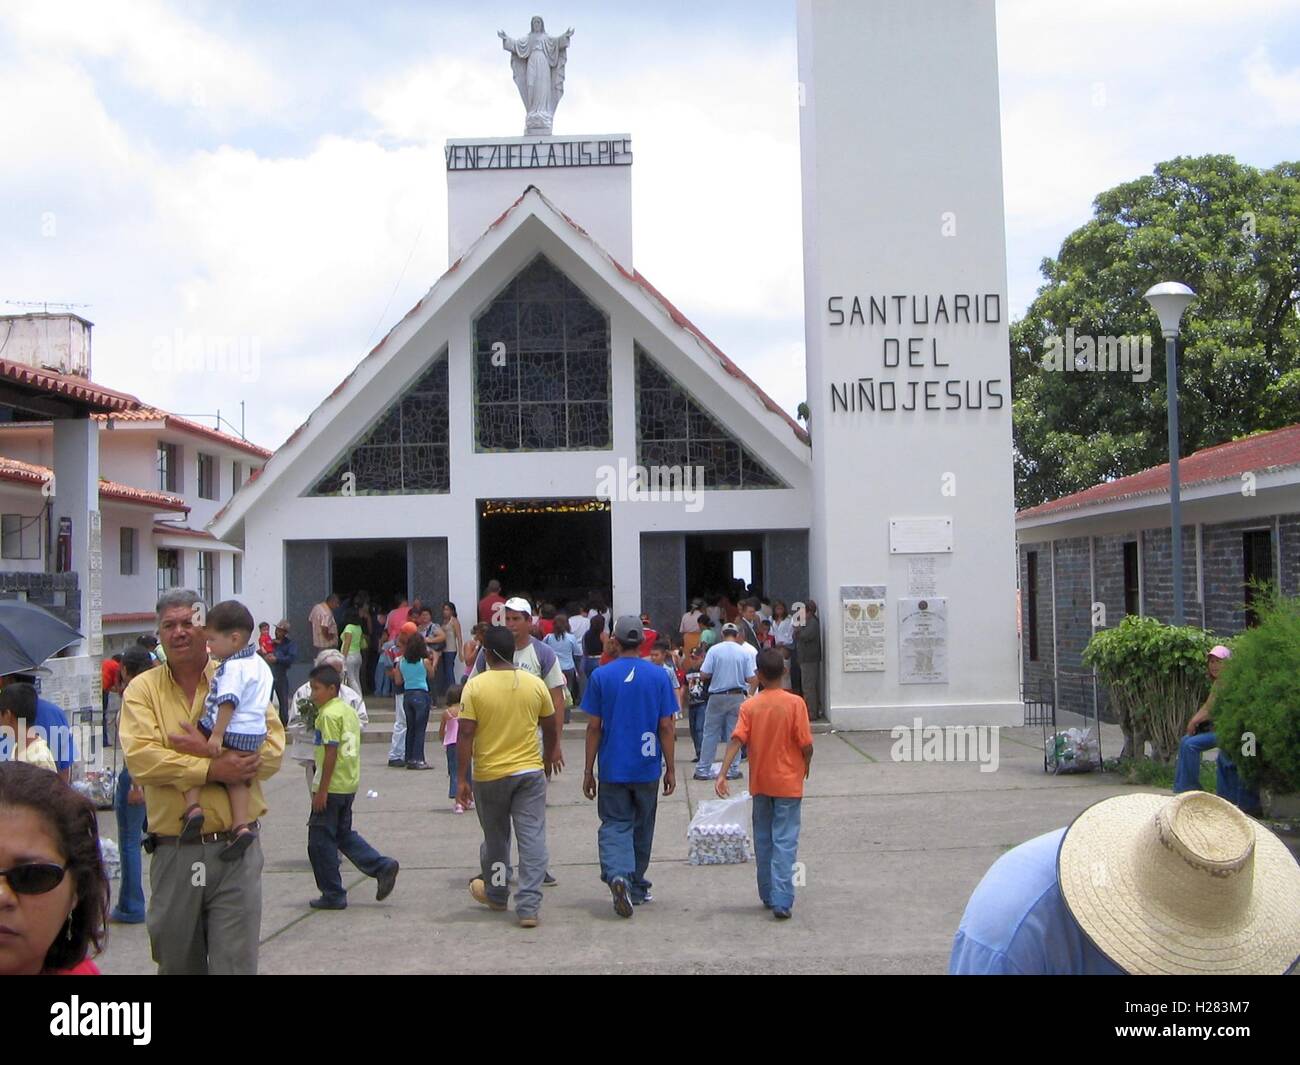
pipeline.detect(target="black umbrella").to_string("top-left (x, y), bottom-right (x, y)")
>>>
top-left (0, 599), bottom-right (84, 676)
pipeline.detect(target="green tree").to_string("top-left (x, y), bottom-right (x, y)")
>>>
top-left (1012, 155), bottom-right (1300, 510)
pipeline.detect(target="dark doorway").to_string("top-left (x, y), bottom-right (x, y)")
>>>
top-left (685, 533), bottom-right (765, 602)
top-left (330, 539), bottom-right (408, 613)
top-left (478, 499), bottom-right (611, 606)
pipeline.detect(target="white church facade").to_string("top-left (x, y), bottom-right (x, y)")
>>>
top-left (211, 137), bottom-right (814, 668)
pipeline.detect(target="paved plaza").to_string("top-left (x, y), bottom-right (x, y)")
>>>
top-left (92, 713), bottom-right (1164, 975)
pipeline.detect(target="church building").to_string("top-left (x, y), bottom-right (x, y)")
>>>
top-left (211, 111), bottom-right (813, 655)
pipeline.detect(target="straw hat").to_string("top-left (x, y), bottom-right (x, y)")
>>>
top-left (1058, 791), bottom-right (1300, 974)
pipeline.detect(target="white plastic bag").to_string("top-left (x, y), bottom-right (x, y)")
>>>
top-left (1047, 727), bottom-right (1098, 774)
top-left (687, 791), bottom-right (754, 865)
top-left (99, 837), bottom-right (121, 881)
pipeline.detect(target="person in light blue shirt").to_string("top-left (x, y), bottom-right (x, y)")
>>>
top-left (950, 791), bottom-right (1300, 976)
top-left (543, 613), bottom-right (582, 716)
top-left (948, 828), bottom-right (1123, 975)
top-left (692, 625), bottom-right (756, 781)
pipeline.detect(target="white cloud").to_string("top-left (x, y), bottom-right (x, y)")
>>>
top-left (1244, 46), bottom-right (1300, 125)
top-left (0, 0), bottom-right (280, 126)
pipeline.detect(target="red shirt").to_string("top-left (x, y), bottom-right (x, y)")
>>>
top-left (386, 606), bottom-right (411, 641)
top-left (101, 658), bottom-right (121, 692)
top-left (638, 628), bottom-right (658, 657)
top-left (258, 633), bottom-right (275, 655)
top-left (538, 618), bottom-right (555, 637)
top-left (478, 594), bottom-right (506, 625)
top-left (52, 958), bottom-right (100, 975)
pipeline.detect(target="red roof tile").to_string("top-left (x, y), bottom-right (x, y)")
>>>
top-left (0, 456), bottom-right (189, 512)
top-left (94, 409), bottom-right (272, 459)
top-left (152, 523), bottom-right (216, 540)
top-left (1017, 424), bottom-right (1300, 521)
top-left (0, 360), bottom-right (140, 412)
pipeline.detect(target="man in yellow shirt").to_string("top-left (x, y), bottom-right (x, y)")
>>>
top-left (458, 626), bottom-right (560, 928)
top-left (120, 588), bottom-right (284, 975)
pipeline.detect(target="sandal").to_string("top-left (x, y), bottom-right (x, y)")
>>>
top-left (219, 824), bottom-right (257, 863)
top-left (179, 804), bottom-right (205, 844)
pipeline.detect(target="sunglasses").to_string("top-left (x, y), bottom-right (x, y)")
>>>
top-left (0, 863), bottom-right (67, 895)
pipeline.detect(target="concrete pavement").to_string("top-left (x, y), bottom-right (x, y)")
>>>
top-left (94, 714), bottom-right (1157, 975)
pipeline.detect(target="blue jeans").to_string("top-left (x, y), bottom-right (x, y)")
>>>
top-left (1174, 732), bottom-right (1261, 813)
top-left (113, 767), bottom-right (147, 921)
top-left (582, 656), bottom-right (600, 678)
top-left (307, 792), bottom-right (394, 905)
top-left (373, 656), bottom-right (393, 697)
top-left (438, 651), bottom-right (458, 696)
top-left (1174, 731), bottom-right (1217, 793)
top-left (597, 780), bottom-right (658, 902)
top-left (753, 794), bottom-right (802, 910)
top-left (404, 689), bottom-right (431, 765)
top-left (694, 692), bottom-right (744, 776)
top-left (688, 704), bottom-right (706, 759)
top-left (446, 743), bottom-right (472, 799)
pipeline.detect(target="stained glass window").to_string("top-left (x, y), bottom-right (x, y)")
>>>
top-left (634, 345), bottom-right (785, 490)
top-left (309, 354), bottom-right (450, 496)
top-left (473, 256), bottom-right (611, 451)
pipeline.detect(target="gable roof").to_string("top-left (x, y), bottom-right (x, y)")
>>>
top-left (1017, 423), bottom-right (1300, 522)
top-left (211, 184), bottom-right (809, 539)
top-left (0, 359), bottom-right (140, 414)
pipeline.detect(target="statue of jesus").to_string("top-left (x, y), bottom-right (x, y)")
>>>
top-left (498, 17), bottom-right (575, 136)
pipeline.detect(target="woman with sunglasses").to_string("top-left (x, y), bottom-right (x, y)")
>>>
top-left (0, 761), bottom-right (110, 975)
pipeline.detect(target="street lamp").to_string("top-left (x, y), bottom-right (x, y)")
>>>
top-left (1143, 281), bottom-right (1196, 627)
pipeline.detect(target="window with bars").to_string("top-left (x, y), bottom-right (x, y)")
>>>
top-left (310, 355), bottom-right (451, 496)
top-left (120, 527), bottom-right (137, 575)
top-left (1243, 529), bottom-right (1273, 628)
top-left (472, 256), bottom-right (611, 452)
top-left (198, 551), bottom-right (216, 606)
top-left (157, 549), bottom-right (180, 597)
top-left (198, 453), bottom-right (217, 500)
top-left (634, 345), bottom-right (785, 489)
top-left (157, 442), bottom-right (179, 493)
top-left (1122, 541), bottom-right (1140, 616)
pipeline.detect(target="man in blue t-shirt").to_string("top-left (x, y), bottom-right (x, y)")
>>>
top-left (0, 672), bottom-right (76, 783)
top-left (581, 615), bottom-right (677, 917)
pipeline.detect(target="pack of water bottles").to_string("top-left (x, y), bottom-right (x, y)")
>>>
top-left (687, 791), bottom-right (754, 865)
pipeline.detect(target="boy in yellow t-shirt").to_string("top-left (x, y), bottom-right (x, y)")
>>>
top-left (307, 664), bottom-right (399, 911)
top-left (0, 683), bottom-right (57, 773)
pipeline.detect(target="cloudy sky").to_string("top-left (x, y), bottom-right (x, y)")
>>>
top-left (2, 0), bottom-right (1297, 450)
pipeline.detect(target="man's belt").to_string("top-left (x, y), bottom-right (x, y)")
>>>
top-left (143, 820), bottom-right (261, 853)
top-left (709, 688), bottom-right (746, 696)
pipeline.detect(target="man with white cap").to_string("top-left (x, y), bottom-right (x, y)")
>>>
top-left (1174, 645), bottom-right (1259, 814)
top-left (950, 790), bottom-right (1300, 974)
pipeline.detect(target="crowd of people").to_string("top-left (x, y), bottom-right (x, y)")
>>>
top-left (4, 581), bottom-right (1298, 977)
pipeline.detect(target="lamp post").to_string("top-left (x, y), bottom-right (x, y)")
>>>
top-left (1143, 282), bottom-right (1196, 627)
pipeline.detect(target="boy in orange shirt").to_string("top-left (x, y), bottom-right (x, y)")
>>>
top-left (716, 648), bottom-right (813, 919)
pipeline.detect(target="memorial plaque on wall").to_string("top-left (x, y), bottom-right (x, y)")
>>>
top-left (898, 597), bottom-right (948, 685)
top-left (840, 585), bottom-right (886, 672)
top-left (889, 518), bottom-right (953, 554)
top-left (907, 556), bottom-right (938, 597)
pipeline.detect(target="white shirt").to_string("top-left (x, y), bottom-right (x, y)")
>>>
top-left (568, 613), bottom-right (590, 642)
top-left (202, 648), bottom-right (274, 738)
top-left (288, 681), bottom-right (369, 727)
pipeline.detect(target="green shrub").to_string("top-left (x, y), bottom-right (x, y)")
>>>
top-left (1210, 595), bottom-right (1300, 794)
top-left (1083, 615), bottom-right (1217, 762)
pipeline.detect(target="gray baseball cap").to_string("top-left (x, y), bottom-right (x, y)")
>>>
top-left (612, 615), bottom-right (643, 644)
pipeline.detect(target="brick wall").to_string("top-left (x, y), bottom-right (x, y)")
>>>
top-left (1019, 545), bottom-right (1054, 697)
top-left (1202, 516), bottom-right (1280, 635)
top-left (0, 571), bottom-right (81, 633)
top-left (1139, 525), bottom-right (1202, 625)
